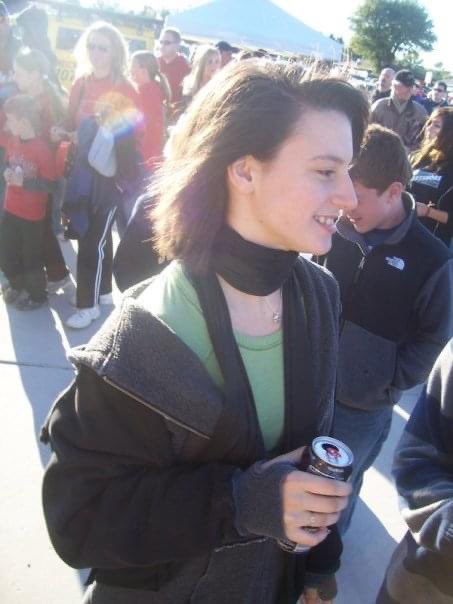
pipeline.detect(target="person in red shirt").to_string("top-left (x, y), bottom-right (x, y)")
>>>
top-left (51, 21), bottom-right (142, 329)
top-left (130, 50), bottom-right (170, 171)
top-left (13, 47), bottom-right (71, 290)
top-left (0, 94), bottom-right (56, 310)
top-left (157, 28), bottom-right (190, 119)
top-left (14, 49), bottom-right (66, 141)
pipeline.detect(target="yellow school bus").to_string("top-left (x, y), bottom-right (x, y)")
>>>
top-left (34, 1), bottom-right (163, 90)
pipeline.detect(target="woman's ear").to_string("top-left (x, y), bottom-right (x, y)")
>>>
top-left (227, 157), bottom-right (255, 194)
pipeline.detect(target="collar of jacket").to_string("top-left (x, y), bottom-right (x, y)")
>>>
top-left (386, 96), bottom-right (416, 115)
top-left (68, 280), bottom-right (224, 440)
top-left (336, 191), bottom-right (416, 253)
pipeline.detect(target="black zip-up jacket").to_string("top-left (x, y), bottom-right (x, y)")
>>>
top-left (323, 194), bottom-right (453, 411)
top-left (41, 259), bottom-right (342, 603)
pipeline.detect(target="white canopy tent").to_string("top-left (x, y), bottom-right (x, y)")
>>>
top-left (166, 0), bottom-right (342, 61)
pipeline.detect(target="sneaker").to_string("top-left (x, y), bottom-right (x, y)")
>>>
top-left (99, 292), bottom-right (114, 306)
top-left (2, 286), bottom-right (22, 304)
top-left (69, 293), bottom-right (113, 307)
top-left (16, 295), bottom-right (47, 311)
top-left (48, 275), bottom-right (71, 295)
top-left (65, 306), bottom-right (100, 329)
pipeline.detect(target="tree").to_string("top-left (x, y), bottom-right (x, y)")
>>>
top-left (329, 34), bottom-right (345, 45)
top-left (394, 49), bottom-right (425, 80)
top-left (350, 0), bottom-right (436, 71)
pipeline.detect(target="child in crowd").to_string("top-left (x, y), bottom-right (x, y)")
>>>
top-left (130, 51), bottom-right (170, 171)
top-left (0, 94), bottom-right (56, 310)
top-left (320, 124), bottom-right (453, 533)
top-left (13, 48), bottom-right (71, 291)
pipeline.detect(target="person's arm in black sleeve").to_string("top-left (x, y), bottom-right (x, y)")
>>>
top-left (392, 260), bottom-right (453, 391)
top-left (113, 196), bottom-right (166, 292)
top-left (42, 366), bottom-right (294, 570)
top-left (301, 526), bottom-right (342, 601)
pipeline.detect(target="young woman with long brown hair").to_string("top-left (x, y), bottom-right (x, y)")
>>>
top-left (410, 106), bottom-right (453, 246)
top-left (42, 61), bottom-right (369, 604)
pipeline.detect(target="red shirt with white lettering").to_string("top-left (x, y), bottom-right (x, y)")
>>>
top-left (0, 134), bottom-right (56, 221)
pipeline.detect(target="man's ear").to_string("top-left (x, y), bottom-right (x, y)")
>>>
top-left (227, 157), bottom-right (255, 194)
top-left (386, 181), bottom-right (404, 203)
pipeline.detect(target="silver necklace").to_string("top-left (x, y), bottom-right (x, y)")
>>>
top-left (264, 290), bottom-right (282, 324)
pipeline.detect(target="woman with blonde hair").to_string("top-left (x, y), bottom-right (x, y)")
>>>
top-left (183, 44), bottom-right (221, 100)
top-left (52, 21), bottom-right (142, 329)
top-left (410, 107), bottom-right (453, 246)
top-left (130, 50), bottom-right (171, 170)
top-left (43, 61), bottom-right (369, 603)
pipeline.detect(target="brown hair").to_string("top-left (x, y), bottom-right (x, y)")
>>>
top-left (4, 94), bottom-right (42, 133)
top-left (349, 124), bottom-right (412, 193)
top-left (152, 61), bottom-right (370, 271)
top-left (131, 50), bottom-right (171, 102)
top-left (14, 48), bottom-right (67, 124)
top-left (412, 107), bottom-right (453, 171)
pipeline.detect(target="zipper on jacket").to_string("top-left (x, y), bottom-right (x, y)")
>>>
top-left (340, 255), bottom-right (366, 331)
top-left (102, 375), bottom-right (211, 440)
top-left (353, 256), bottom-right (366, 285)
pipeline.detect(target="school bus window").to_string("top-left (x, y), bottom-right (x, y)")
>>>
top-left (56, 27), bottom-right (81, 52)
top-left (128, 39), bottom-right (146, 52)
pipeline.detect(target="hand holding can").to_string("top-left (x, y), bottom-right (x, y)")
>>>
top-left (278, 437), bottom-right (353, 553)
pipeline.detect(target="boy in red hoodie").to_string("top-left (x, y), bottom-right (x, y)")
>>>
top-left (0, 94), bottom-right (56, 309)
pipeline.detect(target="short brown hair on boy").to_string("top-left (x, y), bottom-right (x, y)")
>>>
top-left (349, 124), bottom-right (412, 193)
top-left (3, 94), bottom-right (42, 134)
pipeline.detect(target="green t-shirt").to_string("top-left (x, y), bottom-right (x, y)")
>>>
top-left (140, 261), bottom-right (284, 450)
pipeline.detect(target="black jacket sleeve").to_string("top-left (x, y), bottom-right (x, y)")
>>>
top-left (113, 196), bottom-right (166, 292)
top-left (42, 366), bottom-right (293, 570)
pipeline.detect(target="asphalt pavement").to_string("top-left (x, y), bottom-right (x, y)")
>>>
top-left (0, 238), bottom-right (418, 604)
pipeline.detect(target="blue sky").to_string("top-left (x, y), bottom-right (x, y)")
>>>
top-left (122, 0), bottom-right (453, 71)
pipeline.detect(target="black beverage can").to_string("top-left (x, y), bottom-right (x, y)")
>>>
top-left (278, 436), bottom-right (353, 554)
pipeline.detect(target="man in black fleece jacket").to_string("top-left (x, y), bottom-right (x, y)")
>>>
top-left (321, 125), bottom-right (453, 533)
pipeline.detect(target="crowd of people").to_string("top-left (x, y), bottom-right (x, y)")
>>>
top-left (1, 2), bottom-right (453, 603)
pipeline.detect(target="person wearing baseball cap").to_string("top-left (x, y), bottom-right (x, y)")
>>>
top-left (371, 69), bottom-right (428, 151)
top-left (215, 40), bottom-right (239, 67)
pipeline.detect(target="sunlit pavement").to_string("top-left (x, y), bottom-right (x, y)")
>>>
top-left (0, 238), bottom-right (417, 603)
